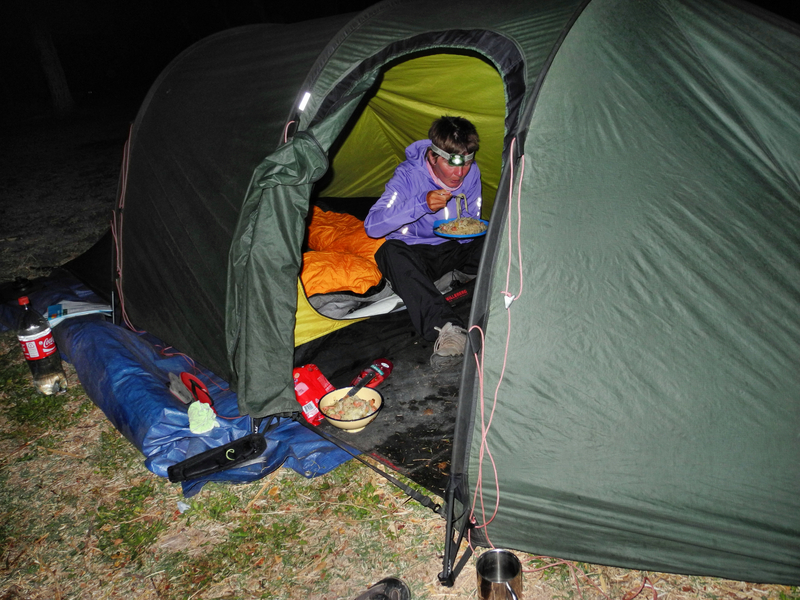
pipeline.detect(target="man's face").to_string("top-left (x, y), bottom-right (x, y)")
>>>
top-left (430, 153), bottom-right (473, 188)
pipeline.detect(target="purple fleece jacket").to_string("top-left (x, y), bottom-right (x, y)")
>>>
top-left (364, 139), bottom-right (482, 245)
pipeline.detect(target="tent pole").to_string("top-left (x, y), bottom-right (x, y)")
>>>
top-left (293, 416), bottom-right (443, 513)
top-left (438, 482), bottom-right (474, 587)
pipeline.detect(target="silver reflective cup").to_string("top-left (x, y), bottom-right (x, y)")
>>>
top-left (476, 549), bottom-right (523, 600)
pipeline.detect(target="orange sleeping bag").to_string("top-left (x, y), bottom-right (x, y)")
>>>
top-left (301, 206), bottom-right (385, 296)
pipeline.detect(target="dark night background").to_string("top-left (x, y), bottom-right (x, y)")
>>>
top-left (0, 0), bottom-right (380, 285)
top-left (1, 0), bottom-right (798, 122)
top-left (0, 0), bottom-right (383, 121)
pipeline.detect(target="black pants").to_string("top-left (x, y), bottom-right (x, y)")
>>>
top-left (375, 238), bottom-right (484, 341)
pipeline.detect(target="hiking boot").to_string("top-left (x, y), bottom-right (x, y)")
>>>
top-left (430, 322), bottom-right (467, 370)
top-left (353, 577), bottom-right (411, 600)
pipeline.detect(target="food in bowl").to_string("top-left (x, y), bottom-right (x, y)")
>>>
top-left (323, 392), bottom-right (379, 420)
top-left (319, 387), bottom-right (384, 433)
top-left (436, 217), bottom-right (487, 236)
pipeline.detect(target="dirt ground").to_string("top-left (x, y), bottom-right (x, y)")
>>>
top-left (0, 101), bottom-right (135, 283)
top-left (0, 104), bottom-right (796, 600)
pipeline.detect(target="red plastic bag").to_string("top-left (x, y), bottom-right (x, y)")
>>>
top-left (292, 364), bottom-right (334, 426)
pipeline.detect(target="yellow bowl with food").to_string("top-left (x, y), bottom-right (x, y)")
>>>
top-left (318, 386), bottom-right (384, 433)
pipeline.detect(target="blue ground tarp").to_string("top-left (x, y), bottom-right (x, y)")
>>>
top-left (0, 273), bottom-right (353, 497)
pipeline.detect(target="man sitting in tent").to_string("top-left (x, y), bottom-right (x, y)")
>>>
top-left (365, 116), bottom-right (484, 369)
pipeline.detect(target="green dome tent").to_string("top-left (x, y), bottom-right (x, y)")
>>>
top-left (116, 0), bottom-right (800, 585)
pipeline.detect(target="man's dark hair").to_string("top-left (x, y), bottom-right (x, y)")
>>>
top-left (428, 116), bottom-right (480, 155)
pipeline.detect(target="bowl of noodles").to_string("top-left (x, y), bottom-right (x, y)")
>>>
top-left (433, 217), bottom-right (489, 239)
top-left (318, 386), bottom-right (384, 433)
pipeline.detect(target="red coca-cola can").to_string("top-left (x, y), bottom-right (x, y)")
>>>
top-left (350, 358), bottom-right (393, 388)
top-left (293, 364), bottom-right (334, 426)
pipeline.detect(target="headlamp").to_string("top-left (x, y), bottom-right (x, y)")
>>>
top-left (430, 143), bottom-right (474, 167)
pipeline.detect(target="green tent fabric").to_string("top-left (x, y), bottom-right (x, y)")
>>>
top-left (118, 16), bottom-right (354, 384)
top-left (116, 0), bottom-right (800, 585)
top-left (454, 0), bottom-right (800, 583)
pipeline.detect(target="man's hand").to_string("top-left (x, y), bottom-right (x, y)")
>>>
top-left (426, 189), bottom-right (451, 212)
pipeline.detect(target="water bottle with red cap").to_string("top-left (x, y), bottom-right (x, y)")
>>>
top-left (16, 296), bottom-right (68, 395)
top-left (350, 358), bottom-right (393, 389)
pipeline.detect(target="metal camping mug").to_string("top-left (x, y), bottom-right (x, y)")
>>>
top-left (476, 549), bottom-right (523, 600)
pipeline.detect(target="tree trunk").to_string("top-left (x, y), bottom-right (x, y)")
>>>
top-left (28, 7), bottom-right (74, 115)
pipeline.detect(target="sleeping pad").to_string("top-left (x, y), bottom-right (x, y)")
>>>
top-left (0, 271), bottom-right (354, 497)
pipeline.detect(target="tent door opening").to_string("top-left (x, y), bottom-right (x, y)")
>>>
top-left (293, 50), bottom-right (507, 495)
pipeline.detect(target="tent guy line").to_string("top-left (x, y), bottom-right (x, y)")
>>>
top-left (468, 137), bottom-right (528, 552)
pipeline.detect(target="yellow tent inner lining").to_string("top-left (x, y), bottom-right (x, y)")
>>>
top-left (295, 52), bottom-right (506, 347)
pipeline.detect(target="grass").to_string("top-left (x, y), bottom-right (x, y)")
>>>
top-left (0, 328), bottom-right (798, 599)
top-left (0, 337), bottom-right (94, 443)
top-left (95, 479), bottom-right (170, 565)
top-left (92, 427), bottom-right (141, 478)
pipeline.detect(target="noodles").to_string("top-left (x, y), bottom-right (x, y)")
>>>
top-left (436, 217), bottom-right (487, 236)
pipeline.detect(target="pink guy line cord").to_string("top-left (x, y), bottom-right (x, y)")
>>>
top-left (525, 558), bottom-right (658, 600)
top-left (503, 136), bottom-right (525, 306)
top-left (468, 325), bottom-right (498, 549)
top-left (467, 138), bottom-right (526, 548)
top-left (283, 120), bottom-right (296, 144)
top-left (110, 125), bottom-right (145, 334)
